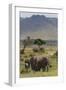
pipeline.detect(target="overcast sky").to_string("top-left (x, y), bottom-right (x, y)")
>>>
top-left (20, 12), bottom-right (58, 18)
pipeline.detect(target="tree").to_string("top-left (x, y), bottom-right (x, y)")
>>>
top-left (33, 39), bottom-right (46, 50)
top-left (21, 36), bottom-right (31, 54)
top-left (21, 40), bottom-right (27, 54)
top-left (26, 36), bottom-right (31, 46)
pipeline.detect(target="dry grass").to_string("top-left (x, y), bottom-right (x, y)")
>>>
top-left (20, 46), bottom-right (58, 78)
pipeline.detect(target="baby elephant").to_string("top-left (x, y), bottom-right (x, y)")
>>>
top-left (25, 60), bottom-right (30, 69)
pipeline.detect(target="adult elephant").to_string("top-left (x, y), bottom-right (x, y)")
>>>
top-left (25, 56), bottom-right (51, 72)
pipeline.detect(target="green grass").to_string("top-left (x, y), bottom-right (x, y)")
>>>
top-left (20, 46), bottom-right (58, 78)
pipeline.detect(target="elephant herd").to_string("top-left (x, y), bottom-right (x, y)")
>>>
top-left (25, 56), bottom-right (52, 72)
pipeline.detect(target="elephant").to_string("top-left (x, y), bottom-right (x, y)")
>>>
top-left (25, 56), bottom-right (51, 72)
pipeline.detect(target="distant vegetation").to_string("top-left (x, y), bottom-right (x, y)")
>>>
top-left (20, 37), bottom-right (46, 54)
top-left (33, 39), bottom-right (46, 51)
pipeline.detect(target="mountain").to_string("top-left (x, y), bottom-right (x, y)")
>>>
top-left (20, 15), bottom-right (58, 40)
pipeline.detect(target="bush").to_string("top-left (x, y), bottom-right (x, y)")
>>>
top-left (55, 51), bottom-right (58, 56)
top-left (20, 58), bottom-right (24, 61)
top-left (33, 48), bottom-right (39, 52)
top-left (20, 68), bottom-right (30, 74)
top-left (20, 69), bottom-right (27, 74)
top-left (51, 51), bottom-right (58, 58)
top-left (20, 49), bottom-right (24, 54)
top-left (29, 54), bottom-right (33, 57)
top-left (24, 55), bottom-right (27, 58)
top-left (40, 47), bottom-right (45, 52)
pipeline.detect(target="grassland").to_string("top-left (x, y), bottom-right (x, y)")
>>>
top-left (20, 46), bottom-right (58, 78)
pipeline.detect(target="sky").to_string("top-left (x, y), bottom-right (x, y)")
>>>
top-left (20, 12), bottom-right (58, 18)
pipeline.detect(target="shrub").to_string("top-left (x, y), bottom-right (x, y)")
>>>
top-left (33, 48), bottom-right (39, 52)
top-left (20, 69), bottom-right (27, 74)
top-left (20, 68), bottom-right (30, 74)
top-left (24, 55), bottom-right (27, 58)
top-left (29, 54), bottom-right (33, 57)
top-left (51, 51), bottom-right (58, 58)
top-left (40, 47), bottom-right (45, 52)
top-left (20, 58), bottom-right (24, 61)
top-left (20, 49), bottom-right (24, 54)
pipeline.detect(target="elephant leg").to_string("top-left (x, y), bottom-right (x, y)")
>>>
top-left (42, 67), bottom-right (45, 71)
top-left (46, 65), bottom-right (49, 72)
